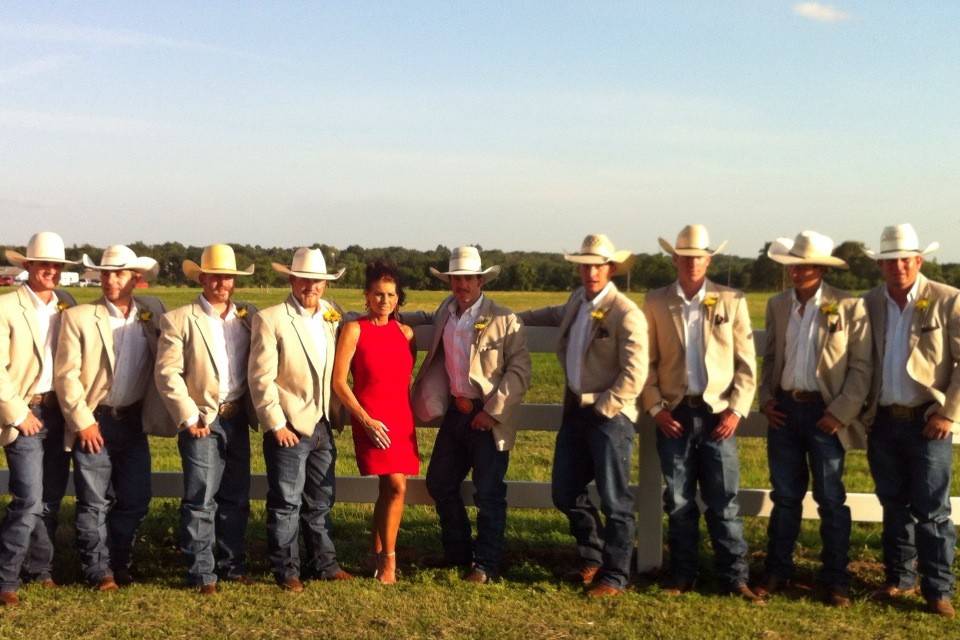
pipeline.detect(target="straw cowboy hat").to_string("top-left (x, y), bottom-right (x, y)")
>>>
top-left (183, 244), bottom-right (255, 283)
top-left (767, 230), bottom-right (848, 270)
top-left (272, 247), bottom-right (345, 280)
top-left (5, 231), bottom-right (78, 268)
top-left (82, 245), bottom-right (160, 281)
top-left (863, 223), bottom-right (939, 260)
top-left (429, 246), bottom-right (501, 283)
top-left (658, 224), bottom-right (728, 258)
top-left (563, 234), bottom-right (635, 275)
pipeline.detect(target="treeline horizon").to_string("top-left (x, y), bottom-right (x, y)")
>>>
top-left (7, 240), bottom-right (958, 292)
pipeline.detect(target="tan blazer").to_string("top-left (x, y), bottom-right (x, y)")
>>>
top-left (248, 294), bottom-right (345, 437)
top-left (411, 295), bottom-right (531, 451)
top-left (54, 295), bottom-right (174, 448)
top-left (759, 282), bottom-right (872, 449)
top-left (519, 284), bottom-right (647, 422)
top-left (861, 273), bottom-right (960, 430)
top-left (641, 279), bottom-right (756, 417)
top-left (0, 286), bottom-right (77, 446)
top-left (155, 298), bottom-right (258, 431)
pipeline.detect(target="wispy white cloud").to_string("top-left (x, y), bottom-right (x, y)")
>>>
top-left (0, 109), bottom-right (174, 136)
top-left (0, 54), bottom-right (79, 85)
top-left (792, 3), bottom-right (852, 23)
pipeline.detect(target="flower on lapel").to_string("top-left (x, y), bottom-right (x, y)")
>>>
top-left (590, 309), bottom-right (607, 322)
top-left (473, 316), bottom-right (490, 331)
top-left (56, 302), bottom-right (69, 313)
top-left (703, 294), bottom-right (719, 309)
top-left (322, 308), bottom-right (342, 323)
top-left (916, 298), bottom-right (931, 312)
top-left (235, 306), bottom-right (248, 319)
top-left (819, 302), bottom-right (839, 316)
top-left (137, 310), bottom-right (153, 323)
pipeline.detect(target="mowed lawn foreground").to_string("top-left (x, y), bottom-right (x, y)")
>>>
top-left (0, 286), bottom-right (957, 639)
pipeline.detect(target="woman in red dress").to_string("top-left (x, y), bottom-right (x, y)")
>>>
top-left (333, 261), bottom-right (418, 584)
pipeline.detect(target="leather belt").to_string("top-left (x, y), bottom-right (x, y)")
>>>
top-left (27, 391), bottom-right (58, 410)
top-left (218, 401), bottom-right (242, 420)
top-left (878, 403), bottom-right (933, 422)
top-left (778, 389), bottom-right (824, 404)
top-left (680, 395), bottom-right (705, 409)
top-left (451, 396), bottom-right (480, 414)
top-left (95, 401), bottom-right (143, 421)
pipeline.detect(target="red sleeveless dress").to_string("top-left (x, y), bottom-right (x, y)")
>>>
top-left (350, 318), bottom-right (420, 476)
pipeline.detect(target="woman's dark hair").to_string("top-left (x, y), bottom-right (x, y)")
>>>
top-left (364, 260), bottom-right (406, 309)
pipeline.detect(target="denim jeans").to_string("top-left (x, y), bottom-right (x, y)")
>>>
top-left (263, 420), bottom-right (341, 583)
top-left (765, 395), bottom-right (850, 587)
top-left (425, 405), bottom-right (510, 576)
top-left (73, 411), bottom-right (152, 584)
top-left (867, 410), bottom-right (956, 600)
top-left (656, 403), bottom-right (748, 589)
top-left (552, 404), bottom-right (635, 590)
top-left (0, 403), bottom-right (71, 592)
top-left (178, 413), bottom-right (251, 586)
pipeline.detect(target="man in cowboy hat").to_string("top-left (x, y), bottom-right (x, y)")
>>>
top-left (408, 246), bottom-right (531, 584)
top-left (519, 234), bottom-right (646, 597)
top-left (641, 224), bottom-right (760, 602)
top-left (155, 244), bottom-right (257, 594)
top-left (248, 247), bottom-right (351, 591)
top-left (860, 224), bottom-right (959, 617)
top-left (756, 230), bottom-right (872, 606)
top-left (0, 232), bottom-right (77, 605)
top-left (54, 244), bottom-right (172, 591)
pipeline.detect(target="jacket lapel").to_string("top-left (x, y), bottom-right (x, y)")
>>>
top-left (701, 280), bottom-right (716, 351)
top-left (16, 286), bottom-right (45, 362)
top-left (190, 301), bottom-right (220, 378)
top-left (285, 295), bottom-right (323, 380)
top-left (469, 296), bottom-right (494, 366)
top-left (867, 286), bottom-right (887, 367)
top-left (814, 284), bottom-right (832, 370)
top-left (586, 283), bottom-right (617, 345)
top-left (908, 275), bottom-right (930, 355)
top-left (94, 299), bottom-right (116, 374)
top-left (666, 288), bottom-right (686, 349)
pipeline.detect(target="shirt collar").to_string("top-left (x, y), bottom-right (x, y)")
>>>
top-left (23, 285), bottom-right (59, 312)
top-left (448, 294), bottom-right (485, 321)
top-left (675, 281), bottom-right (706, 306)
top-left (884, 277), bottom-right (921, 308)
top-left (198, 294), bottom-right (236, 320)
top-left (291, 295), bottom-right (326, 319)
top-left (105, 298), bottom-right (137, 320)
top-left (791, 284), bottom-right (822, 313)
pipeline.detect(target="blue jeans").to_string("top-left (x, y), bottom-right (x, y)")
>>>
top-left (178, 413), bottom-right (251, 586)
top-left (263, 420), bottom-right (341, 583)
top-left (0, 403), bottom-right (71, 592)
top-left (73, 411), bottom-right (152, 584)
top-left (425, 405), bottom-right (509, 576)
top-left (656, 403), bottom-right (748, 589)
top-left (552, 404), bottom-right (635, 590)
top-left (867, 409), bottom-right (956, 600)
top-left (765, 395), bottom-right (850, 587)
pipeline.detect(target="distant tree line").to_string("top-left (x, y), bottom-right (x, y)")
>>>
top-left (6, 240), bottom-right (955, 292)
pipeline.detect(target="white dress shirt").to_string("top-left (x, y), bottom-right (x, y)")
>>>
top-left (443, 294), bottom-right (485, 399)
top-left (270, 296), bottom-right (331, 431)
top-left (103, 299), bottom-right (151, 408)
top-left (780, 286), bottom-right (822, 392)
top-left (678, 282), bottom-right (708, 395)
top-left (879, 279), bottom-right (931, 407)
top-left (566, 282), bottom-right (614, 395)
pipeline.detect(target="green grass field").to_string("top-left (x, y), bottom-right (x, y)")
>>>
top-left (0, 286), bottom-right (956, 638)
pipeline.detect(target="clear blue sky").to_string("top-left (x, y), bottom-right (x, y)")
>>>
top-left (1, 2), bottom-right (957, 259)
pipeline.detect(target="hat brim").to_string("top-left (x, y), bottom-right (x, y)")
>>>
top-left (272, 263), bottom-right (344, 281)
top-left (82, 254), bottom-right (160, 282)
top-left (657, 238), bottom-right (727, 257)
top-left (183, 260), bottom-right (255, 284)
top-left (864, 242), bottom-right (940, 261)
top-left (5, 250), bottom-right (78, 268)
top-left (767, 240), bottom-right (848, 270)
top-left (429, 265), bottom-right (501, 284)
top-left (563, 250), bottom-right (634, 275)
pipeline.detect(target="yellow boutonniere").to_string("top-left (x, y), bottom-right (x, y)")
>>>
top-left (56, 302), bottom-right (68, 313)
top-left (474, 317), bottom-right (490, 331)
top-left (322, 308), bottom-right (342, 323)
top-left (137, 310), bottom-right (153, 323)
top-left (820, 302), bottom-right (839, 316)
top-left (916, 298), bottom-right (930, 312)
top-left (590, 309), bottom-right (607, 322)
top-left (703, 294), bottom-right (719, 308)
top-left (235, 306), bottom-right (248, 319)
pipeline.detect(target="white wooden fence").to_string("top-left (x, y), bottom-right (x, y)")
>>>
top-left (4, 326), bottom-right (959, 573)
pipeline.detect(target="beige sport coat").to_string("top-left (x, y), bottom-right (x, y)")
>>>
top-left (759, 282), bottom-right (872, 449)
top-left (410, 295), bottom-right (532, 451)
top-left (861, 273), bottom-right (960, 430)
top-left (155, 298), bottom-right (258, 431)
top-left (54, 295), bottom-right (174, 448)
top-left (641, 279), bottom-right (756, 417)
top-left (248, 294), bottom-right (345, 437)
top-left (0, 285), bottom-right (77, 446)
top-left (519, 283), bottom-right (647, 423)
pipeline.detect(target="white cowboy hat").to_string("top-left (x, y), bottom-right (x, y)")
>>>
top-left (272, 247), bottom-right (345, 280)
top-left (5, 231), bottom-right (78, 268)
top-left (183, 244), bottom-right (255, 283)
top-left (863, 223), bottom-right (939, 260)
top-left (563, 234), bottom-right (635, 275)
top-left (767, 230), bottom-right (848, 270)
top-left (658, 224), bottom-right (728, 258)
top-left (81, 245), bottom-right (160, 282)
top-left (429, 246), bottom-right (501, 283)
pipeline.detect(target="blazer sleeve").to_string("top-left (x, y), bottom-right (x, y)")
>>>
top-left (758, 296), bottom-right (777, 410)
top-left (726, 295), bottom-right (757, 417)
top-left (516, 304), bottom-right (566, 327)
top-left (639, 299), bottom-right (663, 413)
top-left (248, 312), bottom-right (287, 430)
top-left (826, 298), bottom-right (873, 425)
top-left (938, 292), bottom-right (960, 421)
top-left (482, 313), bottom-right (532, 420)
top-left (0, 312), bottom-right (29, 426)
top-left (54, 309), bottom-right (96, 432)
top-left (595, 304), bottom-right (648, 419)
top-left (154, 312), bottom-right (200, 428)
